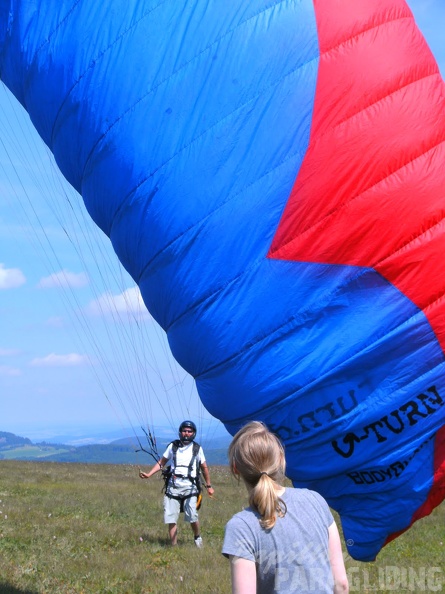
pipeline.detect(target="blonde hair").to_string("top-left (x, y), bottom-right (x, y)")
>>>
top-left (229, 421), bottom-right (287, 529)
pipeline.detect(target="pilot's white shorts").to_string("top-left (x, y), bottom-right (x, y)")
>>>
top-left (163, 482), bottom-right (199, 523)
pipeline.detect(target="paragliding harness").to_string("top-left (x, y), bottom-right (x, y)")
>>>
top-left (162, 440), bottom-right (203, 511)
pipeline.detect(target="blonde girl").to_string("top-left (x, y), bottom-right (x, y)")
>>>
top-left (222, 421), bottom-right (349, 594)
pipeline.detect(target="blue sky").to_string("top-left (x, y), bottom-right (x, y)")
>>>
top-left (0, 85), bottom-right (221, 442)
top-left (0, 1), bottom-right (443, 441)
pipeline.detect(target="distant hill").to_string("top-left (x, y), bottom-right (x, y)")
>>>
top-left (113, 433), bottom-right (231, 453)
top-left (0, 431), bottom-right (32, 447)
top-left (0, 431), bottom-right (75, 461)
top-left (0, 430), bottom-right (230, 465)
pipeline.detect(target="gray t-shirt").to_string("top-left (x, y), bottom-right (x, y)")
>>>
top-left (222, 488), bottom-right (334, 594)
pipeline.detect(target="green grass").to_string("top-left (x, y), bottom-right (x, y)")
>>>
top-left (0, 460), bottom-right (443, 593)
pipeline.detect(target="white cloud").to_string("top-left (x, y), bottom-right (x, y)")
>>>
top-left (86, 286), bottom-right (150, 318)
top-left (0, 263), bottom-right (26, 289)
top-left (0, 365), bottom-right (21, 376)
top-left (29, 353), bottom-right (89, 367)
top-left (38, 269), bottom-right (89, 289)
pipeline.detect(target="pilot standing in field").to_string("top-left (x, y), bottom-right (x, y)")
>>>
top-left (139, 420), bottom-right (215, 547)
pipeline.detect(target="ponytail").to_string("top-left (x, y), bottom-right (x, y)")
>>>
top-left (229, 421), bottom-right (287, 529)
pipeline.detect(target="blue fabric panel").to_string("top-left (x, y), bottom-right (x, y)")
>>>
top-left (0, 0), bottom-right (444, 562)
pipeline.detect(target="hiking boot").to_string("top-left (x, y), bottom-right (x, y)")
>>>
top-left (194, 535), bottom-right (203, 548)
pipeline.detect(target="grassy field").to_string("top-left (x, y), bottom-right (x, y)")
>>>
top-left (0, 460), bottom-right (443, 593)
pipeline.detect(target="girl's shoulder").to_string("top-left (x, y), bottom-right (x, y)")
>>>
top-left (227, 506), bottom-right (260, 527)
top-left (284, 487), bottom-right (333, 524)
top-left (284, 487), bottom-right (330, 508)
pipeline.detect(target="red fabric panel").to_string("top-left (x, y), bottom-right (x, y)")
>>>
top-left (268, 0), bottom-right (445, 547)
top-left (268, 0), bottom-right (445, 340)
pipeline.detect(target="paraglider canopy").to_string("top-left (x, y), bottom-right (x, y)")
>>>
top-left (0, 0), bottom-right (444, 561)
